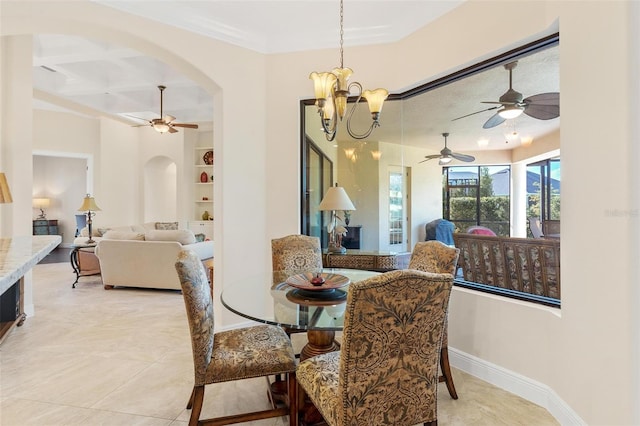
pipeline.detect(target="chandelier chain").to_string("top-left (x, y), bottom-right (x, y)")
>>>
top-left (339, 0), bottom-right (344, 68)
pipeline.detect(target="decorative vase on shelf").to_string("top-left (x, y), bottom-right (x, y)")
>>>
top-left (200, 171), bottom-right (208, 183)
top-left (202, 210), bottom-right (210, 220)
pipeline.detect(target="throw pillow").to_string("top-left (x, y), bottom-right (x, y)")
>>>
top-left (102, 230), bottom-right (145, 241)
top-left (155, 221), bottom-right (179, 230)
top-left (96, 227), bottom-right (112, 237)
top-left (145, 229), bottom-right (196, 245)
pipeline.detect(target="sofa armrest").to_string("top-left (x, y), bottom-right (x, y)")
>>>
top-left (184, 241), bottom-right (214, 260)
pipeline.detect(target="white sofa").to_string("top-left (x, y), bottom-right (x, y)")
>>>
top-left (78, 223), bottom-right (213, 290)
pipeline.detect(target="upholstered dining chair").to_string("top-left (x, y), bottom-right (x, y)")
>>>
top-left (297, 269), bottom-right (453, 426)
top-left (409, 240), bottom-right (461, 400)
top-left (175, 249), bottom-right (298, 426)
top-left (271, 234), bottom-right (323, 273)
top-left (271, 234), bottom-right (324, 339)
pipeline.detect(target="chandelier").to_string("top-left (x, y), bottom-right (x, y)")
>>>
top-left (309, 0), bottom-right (389, 141)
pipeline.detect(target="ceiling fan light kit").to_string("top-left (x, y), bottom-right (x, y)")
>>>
top-left (498, 104), bottom-right (524, 119)
top-left (309, 0), bottom-right (389, 141)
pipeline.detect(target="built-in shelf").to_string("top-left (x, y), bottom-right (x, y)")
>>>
top-left (193, 138), bottom-right (214, 222)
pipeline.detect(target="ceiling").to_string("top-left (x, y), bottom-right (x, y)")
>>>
top-left (30, 0), bottom-right (559, 152)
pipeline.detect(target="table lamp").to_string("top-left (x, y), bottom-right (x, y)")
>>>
top-left (78, 194), bottom-right (101, 244)
top-left (0, 173), bottom-right (12, 204)
top-left (33, 198), bottom-right (51, 219)
top-left (318, 184), bottom-right (355, 254)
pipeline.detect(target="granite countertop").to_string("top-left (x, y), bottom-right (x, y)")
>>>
top-left (0, 235), bottom-right (62, 294)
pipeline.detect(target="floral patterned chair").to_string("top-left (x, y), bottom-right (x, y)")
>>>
top-left (271, 234), bottom-right (323, 273)
top-left (409, 240), bottom-right (461, 400)
top-left (175, 249), bottom-right (298, 426)
top-left (271, 234), bottom-right (324, 340)
top-left (297, 269), bottom-right (453, 426)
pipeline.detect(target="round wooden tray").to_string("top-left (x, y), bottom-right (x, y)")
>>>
top-left (285, 272), bottom-right (350, 291)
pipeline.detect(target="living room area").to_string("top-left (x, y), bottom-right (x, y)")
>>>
top-left (1, 1), bottom-right (639, 425)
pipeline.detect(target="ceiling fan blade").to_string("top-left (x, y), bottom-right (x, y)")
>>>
top-left (168, 126), bottom-right (179, 134)
top-left (483, 112), bottom-right (506, 129)
top-left (172, 123), bottom-right (199, 129)
top-left (481, 101), bottom-right (516, 106)
top-left (524, 92), bottom-right (559, 106)
top-left (451, 152), bottom-right (476, 162)
top-left (419, 154), bottom-right (441, 163)
top-left (164, 115), bottom-right (176, 123)
top-left (522, 92), bottom-right (560, 120)
top-left (451, 106), bottom-right (499, 121)
top-left (124, 114), bottom-right (151, 123)
top-left (524, 103), bottom-right (560, 120)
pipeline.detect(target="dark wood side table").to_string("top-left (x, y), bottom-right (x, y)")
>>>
top-left (322, 249), bottom-right (410, 272)
top-left (33, 219), bottom-right (59, 235)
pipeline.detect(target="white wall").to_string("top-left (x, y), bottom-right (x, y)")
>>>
top-left (1, 1), bottom-right (638, 424)
top-left (144, 156), bottom-right (177, 222)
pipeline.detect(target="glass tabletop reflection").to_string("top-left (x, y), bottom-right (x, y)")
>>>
top-left (220, 268), bottom-right (379, 331)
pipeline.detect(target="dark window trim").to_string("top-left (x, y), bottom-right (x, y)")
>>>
top-left (454, 279), bottom-right (561, 308)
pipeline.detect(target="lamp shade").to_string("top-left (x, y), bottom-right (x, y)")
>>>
top-left (363, 88), bottom-right (389, 114)
top-left (78, 195), bottom-right (101, 212)
top-left (0, 173), bottom-right (12, 204)
top-left (33, 198), bottom-right (50, 209)
top-left (318, 186), bottom-right (355, 211)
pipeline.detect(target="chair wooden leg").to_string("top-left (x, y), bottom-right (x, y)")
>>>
top-left (439, 345), bottom-right (458, 399)
top-left (188, 385), bottom-right (205, 426)
top-left (187, 386), bottom-right (195, 409)
top-left (288, 371), bottom-right (298, 426)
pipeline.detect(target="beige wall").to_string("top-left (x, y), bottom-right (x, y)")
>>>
top-left (1, 0), bottom-right (638, 423)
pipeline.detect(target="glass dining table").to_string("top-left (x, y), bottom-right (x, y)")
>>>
top-left (221, 268), bottom-right (380, 360)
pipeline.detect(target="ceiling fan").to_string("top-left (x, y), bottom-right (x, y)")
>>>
top-left (420, 133), bottom-right (475, 165)
top-left (452, 61), bottom-right (559, 129)
top-left (131, 85), bottom-right (199, 133)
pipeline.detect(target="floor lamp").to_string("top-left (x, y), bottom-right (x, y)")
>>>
top-left (78, 194), bottom-right (101, 244)
top-left (318, 184), bottom-right (355, 254)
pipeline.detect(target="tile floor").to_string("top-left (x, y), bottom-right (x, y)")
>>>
top-left (0, 261), bottom-right (559, 425)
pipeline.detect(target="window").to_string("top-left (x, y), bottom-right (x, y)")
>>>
top-left (443, 166), bottom-right (510, 236)
top-left (389, 171), bottom-right (404, 245)
top-left (301, 138), bottom-right (333, 248)
top-left (526, 158), bottom-right (560, 225)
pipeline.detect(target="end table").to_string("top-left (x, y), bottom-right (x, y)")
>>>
top-left (70, 243), bottom-right (99, 288)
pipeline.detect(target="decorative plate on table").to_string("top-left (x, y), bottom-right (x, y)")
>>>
top-left (285, 272), bottom-right (350, 291)
top-left (202, 150), bottom-right (214, 165)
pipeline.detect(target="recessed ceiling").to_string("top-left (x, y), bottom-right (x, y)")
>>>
top-left (28, 0), bottom-right (560, 152)
top-left (32, 1), bottom-right (465, 132)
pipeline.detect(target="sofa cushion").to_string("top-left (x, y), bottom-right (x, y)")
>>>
top-left (155, 221), bottom-right (179, 230)
top-left (145, 229), bottom-right (196, 245)
top-left (102, 230), bottom-right (146, 241)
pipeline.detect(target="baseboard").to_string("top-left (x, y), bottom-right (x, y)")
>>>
top-left (449, 347), bottom-right (585, 425)
top-left (221, 321), bottom-right (585, 424)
